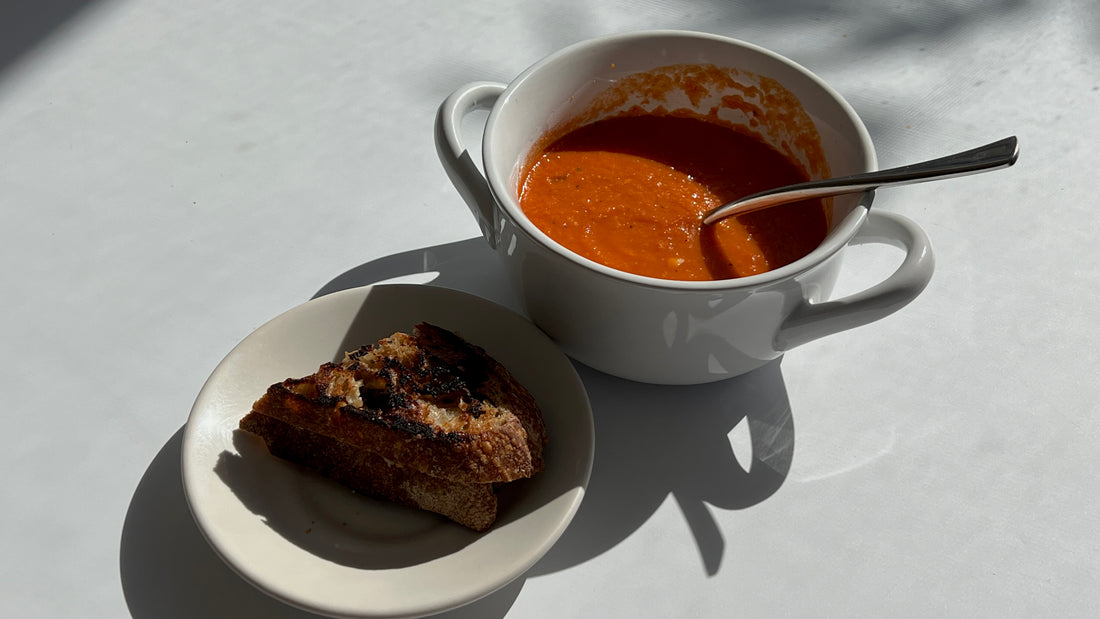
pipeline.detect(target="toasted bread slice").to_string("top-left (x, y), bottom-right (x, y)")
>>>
top-left (239, 322), bottom-right (546, 530)
top-left (239, 412), bottom-right (498, 531)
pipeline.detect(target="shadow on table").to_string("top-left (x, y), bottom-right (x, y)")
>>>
top-left (0, 0), bottom-right (100, 78)
top-left (532, 359), bottom-right (792, 578)
top-left (309, 237), bottom-right (516, 306)
top-left (120, 426), bottom-right (527, 619)
top-left (120, 237), bottom-right (794, 618)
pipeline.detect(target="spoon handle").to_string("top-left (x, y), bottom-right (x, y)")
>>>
top-left (702, 136), bottom-right (1019, 224)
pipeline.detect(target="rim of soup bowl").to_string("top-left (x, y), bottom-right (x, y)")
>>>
top-left (484, 29), bottom-right (877, 291)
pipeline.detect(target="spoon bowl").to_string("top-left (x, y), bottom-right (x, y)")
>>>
top-left (702, 136), bottom-right (1019, 225)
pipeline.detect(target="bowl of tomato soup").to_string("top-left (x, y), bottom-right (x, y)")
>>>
top-left (518, 113), bottom-right (829, 281)
top-left (436, 30), bottom-right (934, 384)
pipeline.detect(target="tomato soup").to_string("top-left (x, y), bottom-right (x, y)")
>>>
top-left (518, 114), bottom-right (828, 281)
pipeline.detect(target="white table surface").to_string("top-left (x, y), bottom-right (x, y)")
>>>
top-left (3, 1), bottom-right (1097, 617)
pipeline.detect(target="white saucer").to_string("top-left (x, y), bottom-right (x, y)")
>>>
top-left (182, 284), bottom-right (594, 618)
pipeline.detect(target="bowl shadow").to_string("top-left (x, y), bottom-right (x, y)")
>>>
top-left (531, 358), bottom-right (792, 577)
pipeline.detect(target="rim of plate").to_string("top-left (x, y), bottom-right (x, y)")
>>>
top-left (180, 284), bottom-right (594, 618)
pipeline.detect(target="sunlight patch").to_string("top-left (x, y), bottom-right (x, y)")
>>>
top-left (728, 416), bottom-right (752, 473)
top-left (372, 271), bottom-right (440, 286)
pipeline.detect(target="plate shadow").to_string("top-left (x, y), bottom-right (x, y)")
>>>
top-left (119, 426), bottom-right (527, 619)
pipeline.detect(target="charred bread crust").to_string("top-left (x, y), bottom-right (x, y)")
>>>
top-left (240, 412), bottom-right (497, 531)
top-left (243, 323), bottom-right (546, 485)
top-left (409, 323), bottom-right (547, 469)
top-left (247, 379), bottom-right (533, 484)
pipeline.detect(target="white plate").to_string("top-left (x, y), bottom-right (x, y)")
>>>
top-left (182, 284), bottom-right (594, 618)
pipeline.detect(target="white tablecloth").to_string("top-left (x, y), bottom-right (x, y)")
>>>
top-left (2, 1), bottom-right (1096, 617)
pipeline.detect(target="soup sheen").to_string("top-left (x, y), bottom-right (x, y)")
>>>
top-left (518, 115), bottom-right (828, 281)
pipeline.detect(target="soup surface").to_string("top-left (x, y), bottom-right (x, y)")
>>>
top-left (518, 114), bottom-right (828, 281)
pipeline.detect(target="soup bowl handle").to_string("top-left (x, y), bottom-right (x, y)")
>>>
top-left (435, 81), bottom-right (508, 249)
top-left (775, 209), bottom-right (935, 351)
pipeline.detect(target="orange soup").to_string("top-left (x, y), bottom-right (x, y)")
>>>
top-left (518, 114), bottom-right (828, 281)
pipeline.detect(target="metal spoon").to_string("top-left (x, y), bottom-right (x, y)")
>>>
top-left (702, 136), bottom-right (1019, 225)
